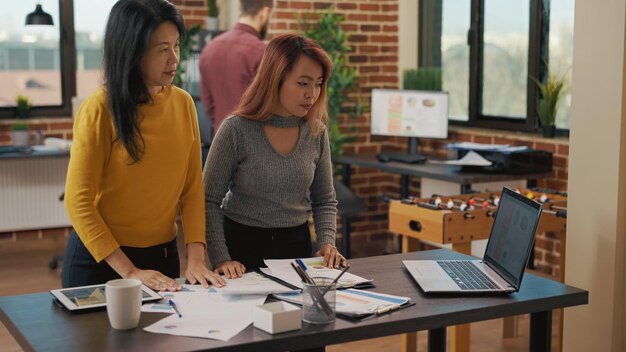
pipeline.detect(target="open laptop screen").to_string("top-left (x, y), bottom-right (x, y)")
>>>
top-left (483, 187), bottom-right (542, 290)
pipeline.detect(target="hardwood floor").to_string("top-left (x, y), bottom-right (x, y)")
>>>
top-left (0, 234), bottom-right (559, 351)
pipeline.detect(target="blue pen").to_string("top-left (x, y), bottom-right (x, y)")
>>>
top-left (168, 299), bottom-right (182, 318)
top-left (295, 258), bottom-right (308, 271)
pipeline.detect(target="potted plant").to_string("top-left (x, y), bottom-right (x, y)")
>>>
top-left (173, 24), bottom-right (201, 88)
top-left (403, 67), bottom-right (443, 91)
top-left (531, 68), bottom-right (567, 138)
top-left (11, 95), bottom-right (31, 146)
top-left (300, 9), bottom-right (365, 163)
top-left (206, 0), bottom-right (219, 31)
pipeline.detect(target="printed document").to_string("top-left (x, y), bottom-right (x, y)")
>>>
top-left (274, 288), bottom-right (409, 319)
top-left (263, 257), bottom-right (373, 289)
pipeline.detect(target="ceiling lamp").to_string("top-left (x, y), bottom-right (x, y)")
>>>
top-left (25, 3), bottom-right (54, 26)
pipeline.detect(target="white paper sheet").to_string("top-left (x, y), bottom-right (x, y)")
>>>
top-left (142, 284), bottom-right (267, 313)
top-left (263, 257), bottom-right (373, 289)
top-left (429, 150), bottom-right (493, 166)
top-left (143, 301), bottom-right (255, 341)
top-left (219, 272), bottom-right (296, 295)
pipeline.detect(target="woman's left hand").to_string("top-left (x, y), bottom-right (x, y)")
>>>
top-left (185, 261), bottom-right (226, 288)
top-left (315, 244), bottom-right (347, 268)
top-left (185, 242), bottom-right (226, 287)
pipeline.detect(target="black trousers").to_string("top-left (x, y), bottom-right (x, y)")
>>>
top-left (61, 230), bottom-right (180, 288)
top-left (223, 216), bottom-right (313, 271)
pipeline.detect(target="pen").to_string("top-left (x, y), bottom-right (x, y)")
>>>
top-left (375, 303), bottom-right (401, 315)
top-left (319, 264), bottom-right (350, 295)
top-left (295, 258), bottom-right (308, 272)
top-left (168, 299), bottom-right (182, 318)
top-left (293, 261), bottom-right (333, 315)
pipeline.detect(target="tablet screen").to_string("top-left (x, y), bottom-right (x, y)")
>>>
top-left (51, 284), bottom-right (162, 311)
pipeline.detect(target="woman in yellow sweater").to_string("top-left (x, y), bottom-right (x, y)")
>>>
top-left (61, 0), bottom-right (225, 291)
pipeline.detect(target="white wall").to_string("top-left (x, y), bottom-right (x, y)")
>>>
top-left (565, 1), bottom-right (626, 351)
top-left (398, 0), bottom-right (419, 87)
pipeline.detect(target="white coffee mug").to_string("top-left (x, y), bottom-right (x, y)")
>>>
top-left (105, 279), bottom-right (142, 330)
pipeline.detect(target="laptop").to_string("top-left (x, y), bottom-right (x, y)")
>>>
top-left (403, 187), bottom-right (542, 294)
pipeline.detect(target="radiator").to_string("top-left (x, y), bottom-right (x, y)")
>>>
top-left (0, 156), bottom-right (71, 232)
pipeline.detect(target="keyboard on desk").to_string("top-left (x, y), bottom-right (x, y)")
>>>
top-left (437, 260), bottom-right (498, 290)
top-left (376, 152), bottom-right (426, 164)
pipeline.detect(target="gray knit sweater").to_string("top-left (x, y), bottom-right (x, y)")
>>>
top-left (203, 115), bottom-right (338, 266)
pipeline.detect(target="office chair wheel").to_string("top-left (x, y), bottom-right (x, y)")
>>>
top-left (48, 255), bottom-right (64, 270)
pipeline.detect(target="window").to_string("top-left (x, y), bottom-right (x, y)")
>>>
top-left (549, 0), bottom-right (574, 130)
top-left (0, 0), bottom-right (116, 118)
top-left (74, 1), bottom-right (117, 98)
top-left (421, 0), bottom-right (575, 133)
top-left (0, 0), bottom-right (62, 109)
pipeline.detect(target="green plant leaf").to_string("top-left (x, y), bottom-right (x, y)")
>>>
top-left (299, 8), bottom-right (367, 175)
top-left (530, 62), bottom-right (568, 127)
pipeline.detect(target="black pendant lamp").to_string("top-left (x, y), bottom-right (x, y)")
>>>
top-left (25, 3), bottom-right (54, 26)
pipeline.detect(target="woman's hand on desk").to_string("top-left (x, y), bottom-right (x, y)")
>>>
top-left (316, 244), bottom-right (347, 269)
top-left (105, 248), bottom-right (181, 291)
top-left (214, 261), bottom-right (246, 279)
top-left (127, 268), bottom-right (182, 292)
top-left (185, 242), bottom-right (226, 287)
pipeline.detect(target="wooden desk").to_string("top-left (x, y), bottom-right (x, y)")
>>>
top-left (0, 250), bottom-right (587, 352)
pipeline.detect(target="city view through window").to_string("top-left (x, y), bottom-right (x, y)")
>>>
top-left (0, 1), bottom-right (116, 108)
top-left (441, 0), bottom-right (574, 129)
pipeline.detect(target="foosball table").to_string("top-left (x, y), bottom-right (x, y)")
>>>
top-left (389, 189), bottom-right (567, 256)
top-left (389, 189), bottom-right (568, 352)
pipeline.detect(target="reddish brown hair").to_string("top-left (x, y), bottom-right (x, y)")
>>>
top-left (232, 33), bottom-right (333, 136)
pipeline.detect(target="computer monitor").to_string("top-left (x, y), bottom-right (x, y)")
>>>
top-left (370, 89), bottom-right (449, 163)
top-left (371, 88), bottom-right (449, 139)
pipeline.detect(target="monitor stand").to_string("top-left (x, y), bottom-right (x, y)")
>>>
top-left (376, 137), bottom-right (426, 164)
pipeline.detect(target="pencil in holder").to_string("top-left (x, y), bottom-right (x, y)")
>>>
top-left (302, 277), bottom-right (336, 324)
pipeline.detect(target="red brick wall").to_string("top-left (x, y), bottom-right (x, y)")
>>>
top-left (171, 0), bottom-right (210, 28)
top-left (0, 0), bottom-right (566, 278)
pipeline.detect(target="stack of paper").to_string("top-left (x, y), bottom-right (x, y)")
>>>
top-left (429, 150), bottom-right (493, 166)
top-left (445, 142), bottom-right (529, 153)
top-left (274, 288), bottom-right (410, 320)
top-left (142, 281), bottom-right (268, 341)
top-left (263, 257), bottom-right (374, 289)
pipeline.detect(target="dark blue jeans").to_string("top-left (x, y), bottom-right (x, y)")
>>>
top-left (61, 230), bottom-right (180, 288)
top-left (223, 216), bottom-right (313, 271)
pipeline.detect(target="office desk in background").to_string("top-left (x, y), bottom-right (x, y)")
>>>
top-left (0, 249), bottom-right (587, 352)
top-left (333, 153), bottom-right (552, 197)
top-left (333, 153), bottom-right (552, 258)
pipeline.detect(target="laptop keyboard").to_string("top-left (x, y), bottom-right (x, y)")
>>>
top-left (436, 261), bottom-right (498, 290)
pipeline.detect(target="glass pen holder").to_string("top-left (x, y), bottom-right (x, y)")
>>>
top-left (302, 277), bottom-right (336, 324)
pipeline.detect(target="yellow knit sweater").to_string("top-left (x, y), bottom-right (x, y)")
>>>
top-left (65, 86), bottom-right (205, 262)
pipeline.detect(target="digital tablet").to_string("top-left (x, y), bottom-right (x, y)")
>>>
top-left (50, 283), bottom-right (162, 312)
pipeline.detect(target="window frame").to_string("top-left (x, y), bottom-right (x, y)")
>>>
top-left (0, 0), bottom-right (76, 119)
top-left (421, 0), bottom-right (568, 134)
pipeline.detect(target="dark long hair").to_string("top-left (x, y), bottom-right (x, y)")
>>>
top-left (103, 0), bottom-right (185, 162)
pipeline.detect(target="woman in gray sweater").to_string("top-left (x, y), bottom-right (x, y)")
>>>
top-left (203, 34), bottom-right (345, 278)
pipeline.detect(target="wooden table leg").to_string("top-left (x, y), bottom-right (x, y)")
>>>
top-left (402, 235), bottom-right (422, 254)
top-left (450, 242), bottom-right (471, 352)
top-left (401, 332), bottom-right (418, 352)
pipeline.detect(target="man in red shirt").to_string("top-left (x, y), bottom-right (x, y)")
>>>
top-left (199, 0), bottom-right (273, 135)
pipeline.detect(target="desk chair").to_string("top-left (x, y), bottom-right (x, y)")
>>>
top-left (48, 192), bottom-right (65, 270)
top-left (195, 100), bottom-right (213, 167)
top-left (334, 179), bottom-right (368, 258)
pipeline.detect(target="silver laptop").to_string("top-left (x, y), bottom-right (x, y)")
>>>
top-left (403, 187), bottom-right (542, 293)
